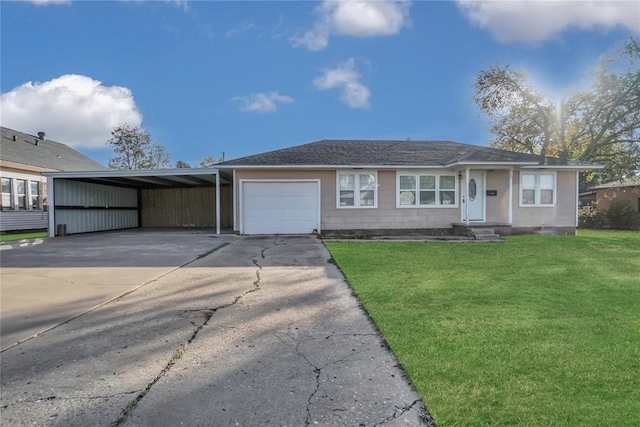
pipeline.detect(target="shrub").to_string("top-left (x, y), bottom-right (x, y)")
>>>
top-left (605, 200), bottom-right (640, 230)
top-left (578, 207), bottom-right (608, 229)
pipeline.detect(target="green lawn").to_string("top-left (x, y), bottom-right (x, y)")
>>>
top-left (0, 231), bottom-right (48, 242)
top-left (325, 230), bottom-right (640, 426)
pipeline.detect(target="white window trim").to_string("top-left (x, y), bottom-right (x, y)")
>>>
top-left (519, 171), bottom-right (557, 207)
top-left (396, 171), bottom-right (459, 208)
top-left (336, 170), bottom-right (378, 209)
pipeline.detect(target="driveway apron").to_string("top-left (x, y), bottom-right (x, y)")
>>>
top-left (1, 236), bottom-right (428, 426)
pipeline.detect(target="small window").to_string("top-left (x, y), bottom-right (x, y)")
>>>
top-left (16, 179), bottom-right (27, 210)
top-left (337, 172), bottom-right (377, 208)
top-left (520, 173), bottom-right (555, 206)
top-left (398, 173), bottom-right (458, 207)
top-left (1, 178), bottom-right (12, 210)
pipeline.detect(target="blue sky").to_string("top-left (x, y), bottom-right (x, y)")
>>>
top-left (1, 0), bottom-right (638, 167)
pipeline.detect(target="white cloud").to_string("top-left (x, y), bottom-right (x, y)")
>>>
top-left (313, 58), bottom-right (371, 109)
top-left (231, 92), bottom-right (295, 113)
top-left (292, 0), bottom-right (411, 51)
top-left (0, 74), bottom-right (143, 149)
top-left (226, 22), bottom-right (257, 38)
top-left (457, 0), bottom-right (640, 43)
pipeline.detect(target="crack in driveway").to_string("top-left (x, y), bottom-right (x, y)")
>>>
top-left (110, 239), bottom-right (274, 426)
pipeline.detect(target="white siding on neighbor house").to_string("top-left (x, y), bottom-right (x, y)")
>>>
top-left (1, 169), bottom-right (47, 232)
top-left (0, 210), bottom-right (48, 231)
top-left (54, 180), bottom-right (138, 234)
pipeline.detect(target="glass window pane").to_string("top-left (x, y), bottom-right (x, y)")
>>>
top-left (521, 174), bottom-right (535, 189)
top-left (16, 180), bottom-right (26, 193)
top-left (2, 194), bottom-right (10, 208)
top-left (522, 189), bottom-right (535, 204)
top-left (399, 190), bottom-right (416, 205)
top-left (339, 190), bottom-right (354, 206)
top-left (540, 189), bottom-right (554, 204)
top-left (399, 175), bottom-right (416, 190)
top-left (360, 190), bottom-right (374, 206)
top-left (439, 175), bottom-right (456, 189)
top-left (419, 175), bottom-right (435, 189)
top-left (2, 178), bottom-right (11, 193)
top-left (338, 174), bottom-right (354, 190)
top-left (359, 174), bottom-right (375, 190)
top-left (420, 175), bottom-right (436, 190)
top-left (419, 190), bottom-right (436, 205)
top-left (539, 174), bottom-right (554, 189)
top-left (440, 191), bottom-right (455, 205)
top-left (30, 182), bottom-right (40, 196)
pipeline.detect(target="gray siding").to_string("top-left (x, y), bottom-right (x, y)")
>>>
top-left (0, 210), bottom-right (47, 232)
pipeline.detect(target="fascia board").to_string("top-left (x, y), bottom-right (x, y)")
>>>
top-left (43, 168), bottom-right (220, 178)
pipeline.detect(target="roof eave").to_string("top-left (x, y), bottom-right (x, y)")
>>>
top-left (520, 164), bottom-right (604, 170)
top-left (43, 168), bottom-right (220, 178)
top-left (445, 161), bottom-right (539, 168)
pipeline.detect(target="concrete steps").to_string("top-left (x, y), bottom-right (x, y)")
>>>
top-left (470, 228), bottom-right (503, 242)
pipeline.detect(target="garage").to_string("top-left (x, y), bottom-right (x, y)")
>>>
top-left (240, 180), bottom-right (320, 234)
top-left (44, 169), bottom-right (232, 236)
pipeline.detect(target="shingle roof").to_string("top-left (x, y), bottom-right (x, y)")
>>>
top-left (589, 176), bottom-right (640, 190)
top-left (1, 127), bottom-right (106, 171)
top-left (219, 139), bottom-right (598, 168)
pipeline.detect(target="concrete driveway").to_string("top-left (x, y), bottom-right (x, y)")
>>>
top-left (1, 232), bottom-right (430, 426)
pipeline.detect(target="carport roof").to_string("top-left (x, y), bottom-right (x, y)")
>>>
top-left (43, 168), bottom-right (231, 189)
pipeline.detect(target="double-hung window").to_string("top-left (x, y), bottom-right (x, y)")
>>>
top-left (30, 181), bottom-right (42, 210)
top-left (520, 173), bottom-right (555, 206)
top-left (337, 172), bottom-right (377, 208)
top-left (398, 173), bottom-right (457, 207)
top-left (16, 179), bottom-right (27, 210)
top-left (1, 178), bottom-right (13, 210)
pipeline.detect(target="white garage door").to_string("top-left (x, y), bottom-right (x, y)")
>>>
top-left (242, 181), bottom-right (320, 234)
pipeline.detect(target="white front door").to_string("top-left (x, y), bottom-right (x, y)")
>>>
top-left (464, 171), bottom-right (485, 222)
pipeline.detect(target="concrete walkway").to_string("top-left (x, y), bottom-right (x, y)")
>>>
top-left (1, 235), bottom-right (429, 426)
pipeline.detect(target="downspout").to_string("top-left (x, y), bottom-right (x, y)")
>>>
top-left (215, 170), bottom-right (221, 235)
top-left (508, 168), bottom-right (514, 225)
top-left (47, 176), bottom-right (55, 237)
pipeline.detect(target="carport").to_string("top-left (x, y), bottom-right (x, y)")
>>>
top-left (44, 169), bottom-right (232, 237)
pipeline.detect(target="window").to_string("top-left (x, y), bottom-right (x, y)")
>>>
top-left (337, 172), bottom-right (377, 208)
top-left (30, 181), bottom-right (42, 210)
top-left (520, 173), bottom-right (555, 206)
top-left (2, 178), bottom-right (12, 209)
top-left (398, 173), bottom-right (458, 207)
top-left (16, 179), bottom-right (27, 210)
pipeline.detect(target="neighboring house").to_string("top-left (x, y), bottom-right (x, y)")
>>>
top-left (588, 176), bottom-right (640, 212)
top-left (219, 139), bottom-right (602, 236)
top-left (1, 126), bottom-right (106, 232)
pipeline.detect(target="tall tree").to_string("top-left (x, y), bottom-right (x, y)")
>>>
top-left (107, 124), bottom-right (152, 170)
top-left (175, 160), bottom-right (191, 168)
top-left (200, 152), bottom-right (225, 168)
top-left (148, 143), bottom-right (171, 168)
top-left (474, 39), bottom-right (640, 185)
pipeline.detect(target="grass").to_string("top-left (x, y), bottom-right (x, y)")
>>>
top-left (325, 230), bottom-right (640, 426)
top-left (0, 231), bottom-right (48, 242)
